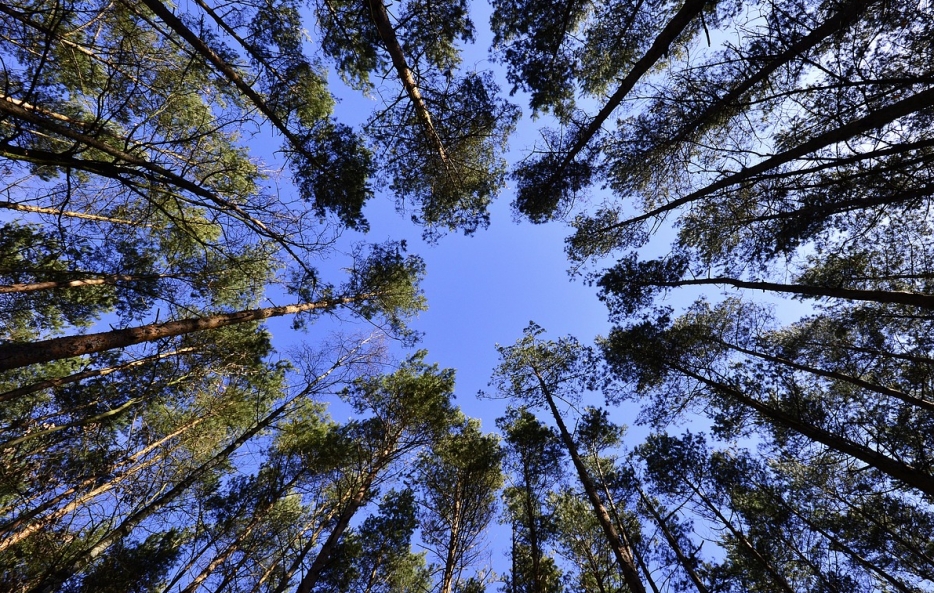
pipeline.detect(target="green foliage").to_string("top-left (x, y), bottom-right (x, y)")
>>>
top-left (375, 72), bottom-right (521, 240)
top-left (63, 530), bottom-right (184, 593)
top-left (317, 489), bottom-right (431, 593)
top-left (417, 417), bottom-right (503, 592)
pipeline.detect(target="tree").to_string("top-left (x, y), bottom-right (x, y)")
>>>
top-left (498, 407), bottom-right (565, 593)
top-left (490, 325), bottom-right (647, 593)
top-left (314, 0), bottom-right (520, 238)
top-left (416, 417), bottom-right (503, 593)
top-left (314, 489), bottom-right (432, 593)
top-left (291, 351), bottom-right (459, 593)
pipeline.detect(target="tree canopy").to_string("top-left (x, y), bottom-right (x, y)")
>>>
top-left (2, 0), bottom-right (934, 591)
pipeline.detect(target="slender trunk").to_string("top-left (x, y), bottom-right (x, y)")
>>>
top-left (823, 485), bottom-right (934, 578)
top-left (633, 484), bottom-right (709, 593)
top-left (756, 480), bottom-right (916, 593)
top-left (27, 397), bottom-right (297, 593)
top-left (364, 0), bottom-right (449, 166)
top-left (558, 0), bottom-right (709, 171)
top-left (533, 369), bottom-right (647, 593)
top-left (0, 348), bottom-right (196, 403)
top-left (521, 464), bottom-right (545, 593)
top-left (0, 295), bottom-right (367, 371)
top-left (0, 273), bottom-right (172, 294)
top-left (0, 413), bottom-right (207, 552)
top-left (717, 338), bottom-right (934, 413)
top-left (646, 275), bottom-right (934, 309)
top-left (440, 485), bottom-right (463, 593)
top-left (592, 459), bottom-right (661, 593)
top-left (674, 363), bottom-right (934, 497)
top-left (678, 471), bottom-right (796, 593)
top-left (633, 0), bottom-right (875, 168)
top-left (772, 528), bottom-right (845, 593)
top-left (130, 0), bottom-right (327, 175)
top-left (603, 85), bottom-right (934, 230)
top-left (2, 394), bottom-right (149, 449)
top-left (293, 464), bottom-right (385, 593)
top-left (0, 199), bottom-right (139, 226)
top-left (174, 473), bottom-right (304, 593)
top-left (236, 510), bottom-right (335, 593)
top-left (0, 94), bottom-right (304, 266)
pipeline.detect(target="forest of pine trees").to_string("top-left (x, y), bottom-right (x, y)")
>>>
top-left (1, 0), bottom-right (933, 591)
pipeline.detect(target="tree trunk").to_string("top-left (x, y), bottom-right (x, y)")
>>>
top-left (717, 337), bottom-right (934, 413)
top-left (294, 465), bottom-right (384, 593)
top-left (605, 85), bottom-right (934, 229)
top-left (675, 363), bottom-right (934, 497)
top-left (636, 0), bottom-right (875, 166)
top-left (755, 478), bottom-right (916, 593)
top-left (364, 0), bottom-right (450, 166)
top-left (533, 369), bottom-right (647, 593)
top-left (634, 484), bottom-right (709, 593)
top-left (678, 471), bottom-right (796, 593)
top-left (27, 397), bottom-right (298, 593)
top-left (559, 0), bottom-right (709, 171)
top-left (0, 347), bottom-right (196, 403)
top-left (0, 199), bottom-right (140, 226)
top-left (0, 295), bottom-right (365, 371)
top-left (0, 413), bottom-right (207, 552)
top-left (0, 273), bottom-right (172, 294)
top-left (440, 485), bottom-right (463, 593)
top-left (647, 275), bottom-right (934, 309)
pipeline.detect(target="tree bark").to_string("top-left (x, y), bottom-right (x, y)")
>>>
top-left (0, 273), bottom-right (173, 294)
top-left (558, 0), bottom-right (709, 172)
top-left (633, 484), bottom-right (709, 593)
top-left (364, 0), bottom-right (450, 166)
top-left (0, 199), bottom-right (140, 226)
top-left (674, 363), bottom-right (934, 498)
top-left (0, 295), bottom-right (366, 372)
top-left (645, 274), bottom-right (934, 309)
top-left (716, 337), bottom-right (934, 413)
top-left (0, 348), bottom-right (196, 403)
top-left (533, 369), bottom-right (647, 593)
top-left (631, 0), bottom-right (875, 169)
top-left (600, 85), bottom-right (934, 231)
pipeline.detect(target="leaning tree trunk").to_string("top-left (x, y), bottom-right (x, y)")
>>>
top-left (675, 363), bottom-right (934, 498)
top-left (533, 368), bottom-right (647, 593)
top-left (0, 295), bottom-right (368, 372)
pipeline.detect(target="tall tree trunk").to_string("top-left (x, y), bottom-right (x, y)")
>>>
top-left (27, 396), bottom-right (299, 593)
top-left (533, 369), bottom-right (647, 593)
top-left (716, 337), bottom-right (934, 413)
top-left (753, 477), bottom-right (916, 593)
top-left (0, 413), bottom-right (207, 552)
top-left (0, 199), bottom-right (140, 226)
top-left (641, 275), bottom-right (934, 309)
top-left (558, 0), bottom-right (709, 171)
top-left (0, 273), bottom-right (173, 294)
top-left (0, 295), bottom-right (366, 371)
top-left (364, 0), bottom-right (450, 166)
top-left (677, 470), bottom-right (796, 593)
top-left (0, 347), bottom-right (196, 403)
top-left (633, 483), bottom-right (709, 593)
top-left (635, 0), bottom-right (875, 166)
top-left (294, 463), bottom-right (386, 593)
top-left (602, 85), bottom-right (934, 230)
top-left (675, 363), bottom-right (934, 497)
top-left (440, 486), bottom-right (463, 593)
top-left (521, 464), bottom-right (545, 593)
